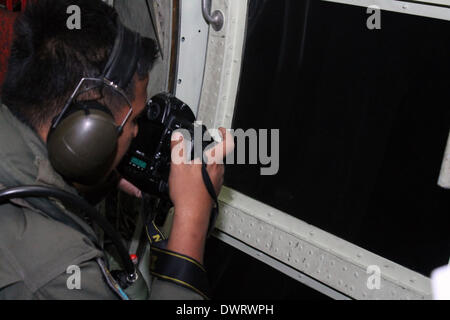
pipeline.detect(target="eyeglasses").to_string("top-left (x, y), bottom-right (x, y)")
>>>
top-left (51, 77), bottom-right (134, 134)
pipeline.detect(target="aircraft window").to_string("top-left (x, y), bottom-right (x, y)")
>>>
top-left (225, 0), bottom-right (450, 276)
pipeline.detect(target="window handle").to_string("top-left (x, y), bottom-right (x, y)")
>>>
top-left (201, 0), bottom-right (224, 31)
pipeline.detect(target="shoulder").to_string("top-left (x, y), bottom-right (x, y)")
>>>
top-left (0, 202), bottom-right (103, 295)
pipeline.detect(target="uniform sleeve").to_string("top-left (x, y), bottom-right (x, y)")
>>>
top-left (147, 246), bottom-right (210, 300)
top-left (149, 277), bottom-right (205, 300)
top-left (33, 260), bottom-right (119, 300)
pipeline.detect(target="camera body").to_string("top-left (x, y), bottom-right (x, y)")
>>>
top-left (118, 93), bottom-right (212, 197)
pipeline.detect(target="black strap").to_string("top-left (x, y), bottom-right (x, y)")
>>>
top-left (201, 163), bottom-right (219, 237)
top-left (146, 216), bottom-right (211, 299)
top-left (149, 246), bottom-right (210, 299)
top-left (145, 152), bottom-right (220, 299)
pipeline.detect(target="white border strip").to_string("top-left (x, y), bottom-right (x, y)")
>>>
top-left (321, 0), bottom-right (450, 21)
top-left (438, 131), bottom-right (450, 189)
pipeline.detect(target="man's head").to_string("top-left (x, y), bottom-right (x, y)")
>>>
top-left (1, 0), bottom-right (158, 183)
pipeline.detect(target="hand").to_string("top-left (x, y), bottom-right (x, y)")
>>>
top-left (75, 171), bottom-right (142, 204)
top-left (117, 177), bottom-right (142, 198)
top-left (168, 127), bottom-right (233, 215)
top-left (167, 127), bottom-right (234, 263)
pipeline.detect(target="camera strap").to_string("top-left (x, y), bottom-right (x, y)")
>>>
top-left (201, 162), bottom-right (219, 238)
top-left (145, 162), bottom-right (219, 300)
top-left (146, 213), bottom-right (211, 299)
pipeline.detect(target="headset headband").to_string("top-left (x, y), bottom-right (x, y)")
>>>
top-left (51, 19), bottom-right (142, 131)
top-left (102, 19), bottom-right (142, 89)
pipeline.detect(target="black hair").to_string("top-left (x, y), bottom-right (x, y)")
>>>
top-left (1, 0), bottom-right (158, 130)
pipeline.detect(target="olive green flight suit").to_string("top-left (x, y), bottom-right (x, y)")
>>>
top-left (0, 103), bottom-right (203, 300)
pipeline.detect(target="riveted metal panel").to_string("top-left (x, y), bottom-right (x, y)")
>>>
top-left (197, 0), bottom-right (248, 128)
top-left (212, 230), bottom-right (351, 300)
top-left (216, 187), bottom-right (432, 300)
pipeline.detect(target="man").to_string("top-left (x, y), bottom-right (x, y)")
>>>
top-left (0, 0), bottom-right (229, 299)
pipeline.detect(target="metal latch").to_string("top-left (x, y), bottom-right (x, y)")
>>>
top-left (201, 0), bottom-right (224, 31)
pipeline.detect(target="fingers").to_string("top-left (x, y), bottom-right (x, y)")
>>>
top-left (118, 178), bottom-right (142, 198)
top-left (171, 131), bottom-right (186, 165)
top-left (171, 127), bottom-right (235, 165)
top-left (204, 127), bottom-right (234, 165)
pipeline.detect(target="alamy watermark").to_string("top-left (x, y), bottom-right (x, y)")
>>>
top-left (66, 5), bottom-right (81, 30)
top-left (171, 124), bottom-right (280, 176)
top-left (367, 5), bottom-right (381, 30)
top-left (66, 265), bottom-right (81, 290)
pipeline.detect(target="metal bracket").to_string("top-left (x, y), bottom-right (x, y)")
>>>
top-left (201, 0), bottom-right (224, 31)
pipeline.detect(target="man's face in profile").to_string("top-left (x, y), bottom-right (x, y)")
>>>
top-left (108, 74), bottom-right (149, 176)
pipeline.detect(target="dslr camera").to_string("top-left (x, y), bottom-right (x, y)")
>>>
top-left (118, 93), bottom-right (213, 197)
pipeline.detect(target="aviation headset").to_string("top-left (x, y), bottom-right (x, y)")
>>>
top-left (47, 18), bottom-right (142, 185)
top-left (0, 19), bottom-right (144, 291)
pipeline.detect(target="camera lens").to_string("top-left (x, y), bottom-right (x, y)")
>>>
top-left (146, 102), bottom-right (161, 121)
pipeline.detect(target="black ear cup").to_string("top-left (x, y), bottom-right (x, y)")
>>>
top-left (47, 101), bottom-right (119, 185)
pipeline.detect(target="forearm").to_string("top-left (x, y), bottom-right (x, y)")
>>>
top-left (166, 206), bottom-right (211, 264)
